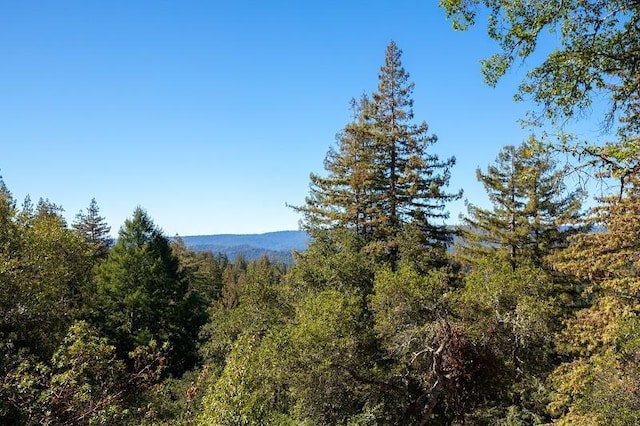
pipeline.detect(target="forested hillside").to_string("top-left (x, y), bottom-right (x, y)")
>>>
top-left (178, 231), bottom-right (309, 264)
top-left (3, 2), bottom-right (640, 423)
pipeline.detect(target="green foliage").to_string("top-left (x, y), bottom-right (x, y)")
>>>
top-left (294, 41), bottom-right (460, 265)
top-left (458, 137), bottom-right (584, 270)
top-left (198, 333), bottom-right (283, 425)
top-left (548, 353), bottom-right (640, 426)
top-left (197, 229), bottom-right (387, 425)
top-left (460, 257), bottom-right (561, 417)
top-left (0, 183), bottom-right (93, 358)
top-left (371, 264), bottom-right (453, 354)
top-left (199, 256), bottom-right (288, 368)
top-left (288, 228), bottom-right (374, 295)
top-left (369, 263), bottom-right (497, 424)
top-left (6, 31), bottom-right (640, 423)
top-left (73, 198), bottom-right (113, 261)
top-left (452, 137), bottom-right (589, 421)
top-left (370, 41), bottom-right (460, 245)
top-left (2, 321), bottom-right (156, 425)
top-left (397, 216), bottom-right (451, 272)
top-left (172, 237), bottom-right (226, 304)
top-left (296, 94), bottom-right (382, 237)
top-left (91, 207), bottom-right (206, 375)
top-left (199, 288), bottom-right (378, 425)
top-left (440, 0), bottom-right (640, 139)
top-left (547, 178), bottom-right (640, 423)
top-left (196, 257), bottom-right (294, 425)
top-left (0, 179), bottom-right (107, 423)
top-left (42, 321), bottom-right (131, 425)
top-left (274, 289), bottom-right (374, 424)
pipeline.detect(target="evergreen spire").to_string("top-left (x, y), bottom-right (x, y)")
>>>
top-left (458, 136), bottom-right (584, 270)
top-left (73, 198), bottom-right (113, 260)
top-left (295, 41), bottom-right (460, 264)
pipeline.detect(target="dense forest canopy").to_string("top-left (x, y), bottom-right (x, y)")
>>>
top-left (2, 7), bottom-right (640, 423)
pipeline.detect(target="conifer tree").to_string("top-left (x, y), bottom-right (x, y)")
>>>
top-left (92, 207), bottom-right (205, 375)
top-left (73, 198), bottom-right (113, 260)
top-left (458, 137), bottom-right (583, 270)
top-left (520, 138), bottom-right (584, 263)
top-left (296, 41), bottom-right (460, 262)
top-left (295, 95), bottom-right (381, 238)
top-left (370, 40), bottom-right (459, 249)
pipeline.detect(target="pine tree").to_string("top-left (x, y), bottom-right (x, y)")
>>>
top-left (459, 144), bottom-right (524, 269)
top-left (370, 40), bottom-right (459, 248)
top-left (295, 41), bottom-right (460, 263)
top-left (520, 138), bottom-right (584, 264)
top-left (92, 207), bottom-right (205, 374)
top-left (458, 137), bottom-right (583, 270)
top-left (73, 198), bottom-right (113, 260)
top-left (295, 95), bottom-right (381, 238)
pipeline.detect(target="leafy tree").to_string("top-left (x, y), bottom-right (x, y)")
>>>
top-left (197, 332), bottom-right (287, 426)
top-left (196, 257), bottom-right (298, 424)
top-left (73, 198), bottom-right (113, 261)
top-left (2, 321), bottom-right (168, 426)
top-left (199, 256), bottom-right (289, 370)
top-left (197, 230), bottom-right (388, 425)
top-left (440, 0), bottom-right (640, 140)
top-left (91, 207), bottom-right (205, 375)
top-left (0, 177), bottom-right (21, 336)
top-left (369, 263), bottom-right (496, 424)
top-left (0, 179), bottom-right (101, 423)
top-left (287, 228), bottom-right (374, 296)
top-left (457, 257), bottom-right (561, 423)
top-left (0, 185), bottom-right (92, 358)
top-left (458, 137), bottom-right (583, 270)
top-left (273, 289), bottom-right (375, 424)
top-left (547, 176), bottom-right (640, 424)
top-left (199, 287), bottom-right (379, 425)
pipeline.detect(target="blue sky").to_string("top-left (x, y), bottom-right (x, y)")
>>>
top-left (1, 1), bottom-right (609, 236)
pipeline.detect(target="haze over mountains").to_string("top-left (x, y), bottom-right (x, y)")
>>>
top-left (178, 230), bottom-right (309, 264)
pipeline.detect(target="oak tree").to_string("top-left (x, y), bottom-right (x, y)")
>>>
top-left (440, 0), bottom-right (640, 139)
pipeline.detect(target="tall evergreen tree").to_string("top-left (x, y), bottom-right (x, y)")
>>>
top-left (295, 95), bottom-right (381, 238)
top-left (295, 41), bottom-right (460, 262)
top-left (73, 198), bottom-right (113, 260)
top-left (459, 144), bottom-right (525, 270)
top-left (458, 137), bottom-right (583, 270)
top-left (92, 207), bottom-right (205, 375)
top-left (520, 138), bottom-right (584, 263)
top-left (370, 40), bottom-right (459, 249)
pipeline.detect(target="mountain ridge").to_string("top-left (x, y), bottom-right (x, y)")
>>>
top-left (176, 230), bottom-right (309, 264)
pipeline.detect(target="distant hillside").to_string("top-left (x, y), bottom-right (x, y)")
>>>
top-left (178, 230), bottom-right (309, 264)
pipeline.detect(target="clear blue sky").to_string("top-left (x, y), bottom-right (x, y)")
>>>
top-left (1, 1), bottom-right (608, 236)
